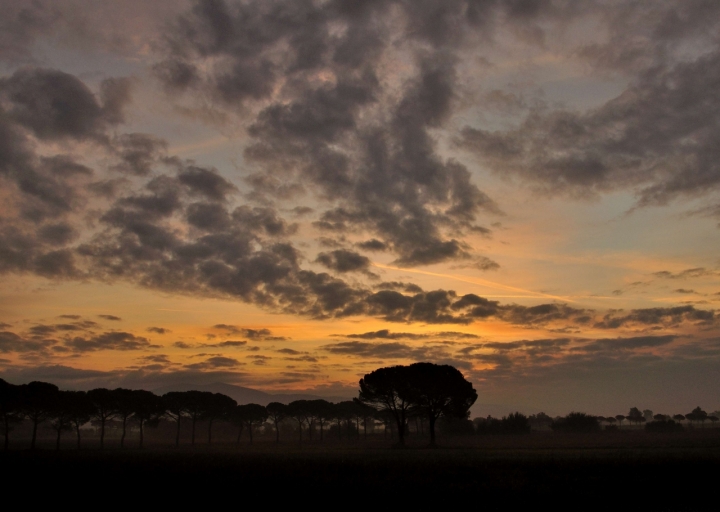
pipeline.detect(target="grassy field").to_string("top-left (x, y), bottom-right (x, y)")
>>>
top-left (3, 430), bottom-right (719, 506)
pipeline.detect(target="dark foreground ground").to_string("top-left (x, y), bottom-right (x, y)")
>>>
top-left (4, 431), bottom-right (719, 508)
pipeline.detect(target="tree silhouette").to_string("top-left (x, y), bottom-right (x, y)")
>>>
top-left (351, 399), bottom-right (377, 439)
top-left (162, 391), bottom-right (190, 447)
top-left (403, 362), bottom-right (477, 446)
top-left (49, 391), bottom-right (77, 450)
top-left (551, 412), bottom-right (600, 433)
top-left (113, 388), bottom-right (137, 449)
top-left (614, 414), bottom-right (625, 427)
top-left (266, 402), bottom-right (288, 443)
top-left (130, 390), bottom-right (163, 448)
top-left (308, 399), bottom-right (333, 441)
top-left (287, 400), bottom-right (312, 443)
top-left (87, 388), bottom-right (119, 449)
top-left (235, 403), bottom-right (268, 443)
top-left (204, 393), bottom-right (236, 444)
top-left (358, 365), bottom-right (414, 446)
top-left (64, 391), bottom-right (94, 449)
top-left (0, 379), bottom-right (22, 451)
top-left (22, 381), bottom-right (60, 449)
top-left (673, 414), bottom-right (685, 423)
top-left (627, 407), bottom-right (643, 427)
top-left (686, 406), bottom-right (708, 427)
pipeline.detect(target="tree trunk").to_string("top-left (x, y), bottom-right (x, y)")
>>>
top-left (319, 421), bottom-right (324, 441)
top-left (121, 416), bottom-right (127, 448)
top-left (356, 418), bottom-right (360, 440)
top-left (395, 414), bottom-right (406, 446)
top-left (31, 418), bottom-right (38, 450)
top-left (76, 422), bottom-right (81, 450)
top-left (248, 423), bottom-right (253, 444)
top-left (364, 418), bottom-right (367, 439)
top-left (139, 420), bottom-right (144, 449)
top-left (208, 418), bottom-right (213, 445)
top-left (175, 416), bottom-right (181, 447)
top-left (275, 420), bottom-right (280, 443)
top-left (99, 417), bottom-right (106, 450)
top-left (297, 420), bottom-right (303, 444)
top-left (236, 423), bottom-right (244, 444)
top-left (55, 429), bottom-right (61, 451)
top-left (191, 416), bottom-right (196, 445)
top-left (3, 416), bottom-right (9, 451)
top-left (429, 415), bottom-right (436, 447)
top-left (337, 418), bottom-right (342, 440)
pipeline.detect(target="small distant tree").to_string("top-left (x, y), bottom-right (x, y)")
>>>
top-left (673, 414), bottom-right (685, 423)
top-left (22, 381), bottom-right (60, 449)
top-left (627, 407), bottom-right (643, 427)
top-left (49, 391), bottom-right (76, 450)
top-left (646, 419), bottom-right (684, 433)
top-left (528, 412), bottom-right (553, 430)
top-left (287, 400), bottom-right (312, 443)
top-left (131, 390), bottom-right (164, 448)
top-left (88, 388), bottom-right (119, 449)
top-left (266, 402), bottom-right (288, 443)
top-left (309, 400), bottom-right (333, 441)
top-left (65, 391), bottom-right (94, 449)
top-left (236, 403), bottom-right (268, 443)
top-left (0, 379), bottom-right (22, 451)
top-left (113, 388), bottom-right (137, 449)
top-left (204, 393), bottom-right (236, 444)
top-left (686, 407), bottom-right (708, 427)
top-left (162, 392), bottom-right (190, 447)
top-left (615, 414), bottom-right (625, 427)
top-left (709, 416), bottom-right (719, 427)
top-left (643, 409), bottom-right (654, 422)
top-left (551, 412), bottom-right (600, 433)
top-left (653, 414), bottom-right (668, 421)
top-left (500, 412), bottom-right (531, 434)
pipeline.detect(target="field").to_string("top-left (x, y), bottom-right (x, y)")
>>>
top-left (4, 430), bottom-right (719, 506)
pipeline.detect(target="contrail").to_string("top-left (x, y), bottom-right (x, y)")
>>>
top-left (371, 262), bottom-right (575, 303)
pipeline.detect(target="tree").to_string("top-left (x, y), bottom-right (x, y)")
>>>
top-left (180, 390), bottom-right (215, 445)
top-left (130, 390), bottom-right (163, 448)
top-left (551, 412), bottom-right (600, 433)
top-left (308, 400), bottom-right (333, 441)
top-left (113, 388), bottom-right (137, 449)
top-left (643, 409), bottom-right (654, 421)
top-left (22, 381), bottom-right (60, 449)
top-left (266, 402), bottom-right (288, 443)
top-left (0, 379), bottom-right (22, 451)
top-left (287, 400), bottom-right (312, 443)
top-left (203, 393), bottom-right (236, 444)
top-left (627, 407), bottom-right (643, 427)
top-left (49, 391), bottom-right (76, 450)
top-left (614, 414), bottom-right (625, 427)
top-left (686, 406), bottom-right (708, 427)
top-left (65, 391), bottom-right (94, 449)
top-left (235, 403), bottom-right (268, 443)
top-left (87, 388), bottom-right (119, 449)
top-left (162, 391), bottom-right (190, 447)
top-left (673, 414), bottom-right (685, 423)
top-left (403, 362), bottom-right (478, 446)
top-left (358, 365), bottom-right (414, 446)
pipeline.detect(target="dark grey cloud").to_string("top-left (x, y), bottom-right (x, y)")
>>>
top-left (111, 133), bottom-right (167, 176)
top-left (457, 46), bottom-right (720, 207)
top-left (576, 335), bottom-right (678, 353)
top-left (653, 268), bottom-right (718, 280)
top-left (185, 355), bottom-right (244, 370)
top-left (0, 330), bottom-right (56, 353)
top-left (147, 327), bottom-right (169, 334)
top-left (315, 249), bottom-right (372, 274)
top-left (155, 0), bottom-right (500, 268)
top-left (64, 331), bottom-right (156, 352)
top-left (594, 306), bottom-right (715, 329)
top-left (338, 329), bottom-right (480, 340)
top-left (98, 315), bottom-right (122, 321)
top-left (0, 68), bottom-right (129, 141)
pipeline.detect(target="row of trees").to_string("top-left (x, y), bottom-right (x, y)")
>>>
top-left (596, 407), bottom-right (719, 427)
top-left (0, 363), bottom-right (480, 449)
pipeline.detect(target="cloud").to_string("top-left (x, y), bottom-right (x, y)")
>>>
top-left (338, 329), bottom-right (479, 340)
top-left (98, 315), bottom-right (122, 321)
top-left (147, 327), bottom-right (169, 334)
top-left (64, 331), bottom-right (156, 352)
top-left (185, 356), bottom-right (244, 370)
top-left (315, 249), bottom-right (373, 274)
top-left (594, 306), bottom-right (715, 329)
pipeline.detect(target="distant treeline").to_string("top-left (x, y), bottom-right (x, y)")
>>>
top-left (3, 363), bottom-right (718, 450)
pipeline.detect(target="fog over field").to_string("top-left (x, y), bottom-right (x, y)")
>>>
top-left (1, 0), bottom-right (720, 415)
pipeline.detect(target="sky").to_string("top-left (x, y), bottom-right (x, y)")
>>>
top-left (1, 0), bottom-right (720, 416)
